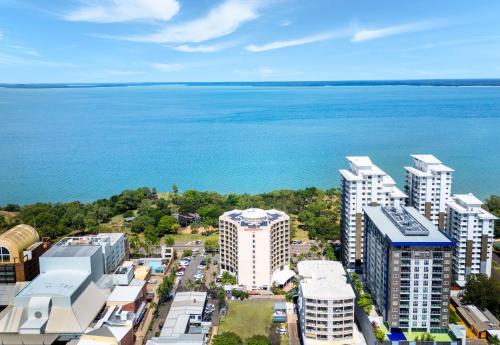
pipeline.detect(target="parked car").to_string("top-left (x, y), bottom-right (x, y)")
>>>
top-left (176, 271), bottom-right (185, 276)
top-left (177, 266), bottom-right (186, 271)
top-left (179, 260), bottom-right (190, 267)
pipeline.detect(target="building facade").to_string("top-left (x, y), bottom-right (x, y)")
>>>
top-left (404, 154), bottom-right (454, 229)
top-left (445, 194), bottom-right (496, 286)
top-left (364, 206), bottom-right (454, 332)
top-left (340, 156), bottom-right (407, 270)
top-left (297, 260), bottom-right (356, 345)
top-left (0, 224), bottom-right (50, 284)
top-left (56, 233), bottom-right (127, 273)
top-left (219, 208), bottom-right (290, 288)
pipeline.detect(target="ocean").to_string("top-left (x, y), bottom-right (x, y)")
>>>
top-left (1, 81), bottom-right (499, 205)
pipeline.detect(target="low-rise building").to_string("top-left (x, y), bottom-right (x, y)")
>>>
top-left (0, 224), bottom-right (50, 284)
top-left (297, 260), bottom-right (356, 345)
top-left (445, 193), bottom-right (497, 286)
top-left (106, 280), bottom-right (146, 313)
top-left (364, 206), bottom-right (454, 333)
top-left (0, 244), bottom-right (109, 343)
top-left (147, 291), bottom-right (211, 345)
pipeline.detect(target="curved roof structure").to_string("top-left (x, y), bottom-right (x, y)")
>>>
top-left (0, 224), bottom-right (40, 263)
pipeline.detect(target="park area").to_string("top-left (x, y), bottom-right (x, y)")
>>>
top-left (219, 300), bottom-right (288, 345)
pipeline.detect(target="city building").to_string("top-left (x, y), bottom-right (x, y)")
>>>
top-left (147, 291), bottom-right (211, 345)
top-left (219, 208), bottom-right (290, 288)
top-left (72, 305), bottom-right (136, 345)
top-left (451, 296), bottom-right (500, 339)
top-left (106, 280), bottom-right (146, 313)
top-left (339, 156), bottom-right (407, 270)
top-left (0, 224), bottom-right (50, 284)
top-left (0, 243), bottom-right (109, 343)
top-left (364, 206), bottom-right (454, 332)
top-left (297, 260), bottom-right (356, 345)
top-left (445, 194), bottom-right (497, 286)
top-left (161, 244), bottom-right (175, 262)
top-left (56, 232), bottom-right (127, 273)
top-left (404, 154), bottom-right (454, 229)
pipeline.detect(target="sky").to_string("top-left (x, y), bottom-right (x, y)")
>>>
top-left (1, 0), bottom-right (500, 83)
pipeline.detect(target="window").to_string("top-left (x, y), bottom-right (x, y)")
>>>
top-left (0, 247), bottom-right (10, 263)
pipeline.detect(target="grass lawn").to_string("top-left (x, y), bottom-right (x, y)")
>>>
top-left (404, 332), bottom-right (452, 342)
top-left (219, 300), bottom-right (275, 340)
top-left (170, 232), bottom-right (218, 244)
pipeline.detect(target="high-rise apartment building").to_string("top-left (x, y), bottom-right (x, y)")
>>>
top-left (364, 206), bottom-right (454, 332)
top-left (297, 260), bottom-right (356, 345)
top-left (340, 156), bottom-right (406, 270)
top-left (445, 193), bottom-right (497, 286)
top-left (404, 154), bottom-right (454, 229)
top-left (219, 208), bottom-right (290, 288)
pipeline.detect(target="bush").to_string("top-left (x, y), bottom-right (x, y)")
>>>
top-left (231, 289), bottom-right (249, 300)
top-left (213, 332), bottom-right (243, 345)
top-left (246, 335), bottom-right (269, 345)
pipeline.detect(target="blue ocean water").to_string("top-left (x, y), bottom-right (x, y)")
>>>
top-left (1, 84), bottom-right (499, 205)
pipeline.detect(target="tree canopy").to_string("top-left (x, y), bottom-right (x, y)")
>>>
top-left (212, 332), bottom-right (243, 345)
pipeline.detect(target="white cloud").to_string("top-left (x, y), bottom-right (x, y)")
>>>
top-left (280, 20), bottom-right (291, 27)
top-left (351, 20), bottom-right (442, 42)
top-left (151, 62), bottom-right (183, 72)
top-left (245, 29), bottom-right (351, 52)
top-left (64, 0), bottom-right (180, 23)
top-left (173, 41), bottom-right (235, 53)
top-left (124, 0), bottom-right (262, 43)
top-left (7, 45), bottom-right (41, 57)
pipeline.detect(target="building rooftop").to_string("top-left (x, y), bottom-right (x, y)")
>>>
top-left (107, 282), bottom-right (144, 303)
top-left (411, 154), bottom-right (442, 164)
top-left (363, 206), bottom-right (454, 246)
top-left (407, 154), bottom-right (454, 173)
top-left (297, 260), bottom-right (355, 299)
top-left (220, 208), bottom-right (288, 228)
top-left (160, 292), bottom-right (207, 338)
top-left (447, 194), bottom-right (497, 220)
top-left (43, 244), bottom-right (101, 258)
top-left (17, 270), bottom-right (89, 298)
top-left (0, 224), bottom-right (40, 262)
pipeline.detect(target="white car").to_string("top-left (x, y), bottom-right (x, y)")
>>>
top-left (176, 271), bottom-right (185, 276)
top-left (179, 261), bottom-right (189, 267)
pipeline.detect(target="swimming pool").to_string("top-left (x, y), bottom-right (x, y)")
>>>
top-left (146, 260), bottom-right (164, 273)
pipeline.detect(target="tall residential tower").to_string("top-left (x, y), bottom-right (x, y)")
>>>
top-left (445, 194), bottom-right (497, 286)
top-left (219, 208), bottom-right (290, 288)
top-left (404, 154), bottom-right (454, 229)
top-left (339, 156), bottom-right (406, 270)
top-left (364, 206), bottom-right (454, 333)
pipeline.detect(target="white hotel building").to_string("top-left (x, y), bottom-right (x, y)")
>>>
top-left (339, 156), bottom-right (407, 270)
top-left (404, 154), bottom-right (454, 229)
top-left (445, 194), bottom-right (497, 286)
top-left (219, 208), bottom-right (290, 288)
top-left (297, 260), bottom-right (356, 345)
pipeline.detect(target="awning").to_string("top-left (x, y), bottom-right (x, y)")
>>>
top-left (272, 269), bottom-right (295, 286)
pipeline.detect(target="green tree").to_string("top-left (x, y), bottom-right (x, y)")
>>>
top-left (130, 215), bottom-right (155, 233)
top-left (182, 249), bottom-right (193, 257)
top-left (489, 335), bottom-right (500, 345)
top-left (157, 215), bottom-right (180, 235)
top-left (323, 245), bottom-right (336, 260)
top-left (483, 195), bottom-right (500, 237)
top-left (144, 225), bottom-right (160, 246)
top-left (462, 274), bottom-right (500, 318)
top-left (0, 215), bottom-right (8, 231)
top-left (246, 335), bottom-right (269, 345)
top-left (221, 271), bottom-right (237, 285)
top-left (3, 204), bottom-right (20, 212)
top-left (204, 237), bottom-right (219, 252)
top-left (213, 332), bottom-right (243, 345)
top-left (198, 204), bottom-right (223, 227)
top-left (164, 236), bottom-right (175, 246)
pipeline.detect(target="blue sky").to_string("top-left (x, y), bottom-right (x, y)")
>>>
top-left (1, 0), bottom-right (500, 83)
